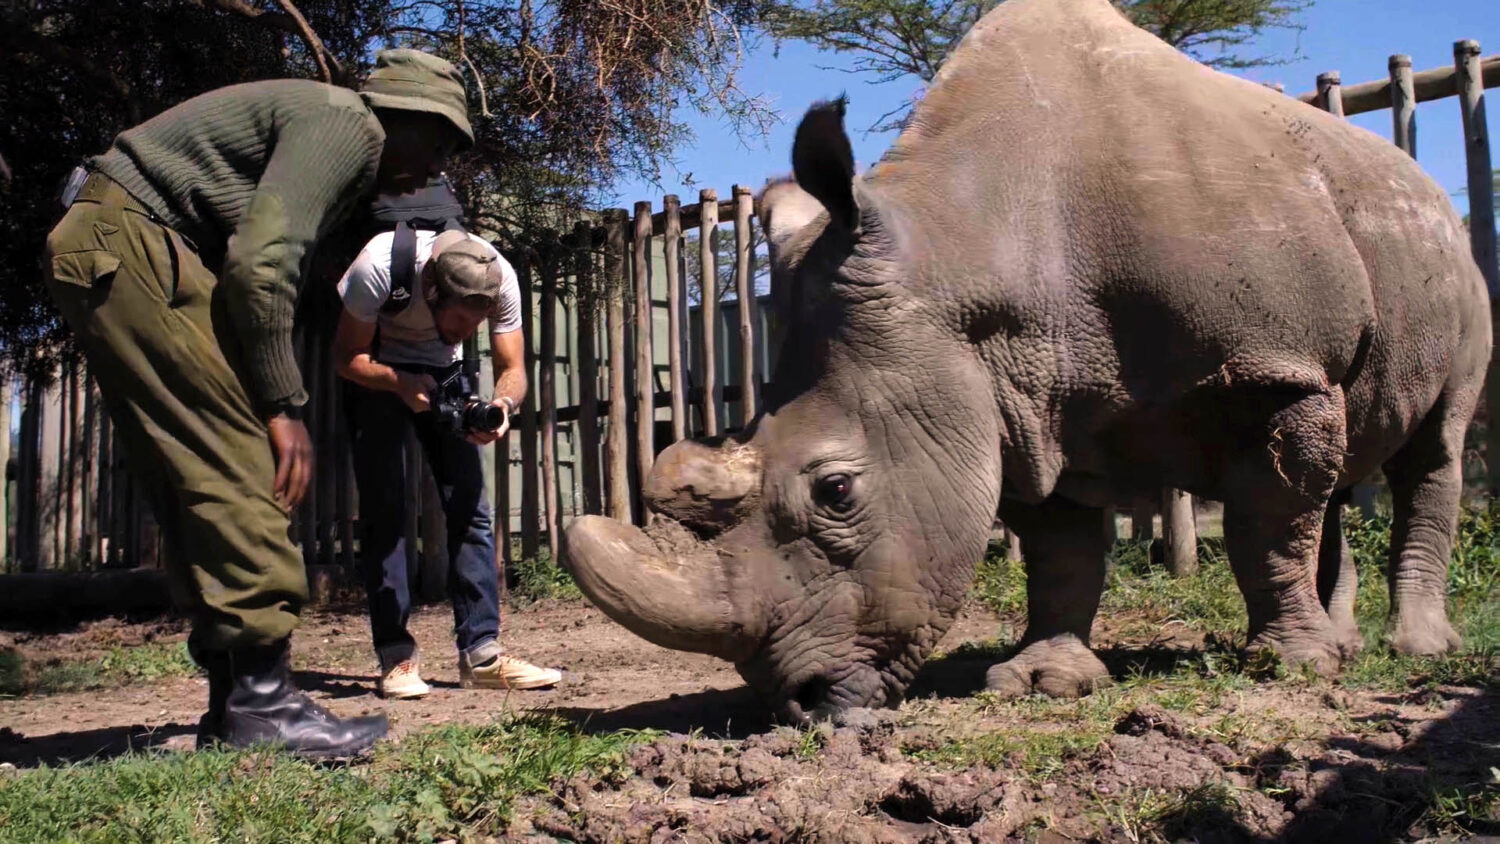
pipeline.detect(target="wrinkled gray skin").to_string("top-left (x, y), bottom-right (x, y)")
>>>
top-left (563, 0), bottom-right (1491, 723)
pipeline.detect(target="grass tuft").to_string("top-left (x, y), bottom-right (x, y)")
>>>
top-left (0, 641), bottom-right (198, 698)
top-left (0, 713), bottom-right (654, 843)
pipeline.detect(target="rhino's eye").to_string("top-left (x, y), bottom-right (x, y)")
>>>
top-left (813, 473), bottom-right (855, 512)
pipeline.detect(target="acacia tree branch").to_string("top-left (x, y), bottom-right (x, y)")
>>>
top-left (192, 0), bottom-right (344, 83)
top-left (270, 0), bottom-right (338, 83)
top-left (457, 0), bottom-right (490, 116)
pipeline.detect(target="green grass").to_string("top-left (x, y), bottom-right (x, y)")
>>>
top-left (0, 713), bottom-right (655, 843)
top-left (1341, 503), bottom-right (1500, 691)
top-left (972, 502), bottom-right (1500, 694)
top-left (509, 550), bottom-right (583, 605)
top-left (0, 641), bottom-right (198, 698)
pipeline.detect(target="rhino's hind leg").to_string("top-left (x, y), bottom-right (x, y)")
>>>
top-left (1222, 387), bottom-right (1348, 676)
top-left (1382, 394), bottom-right (1471, 656)
top-left (986, 497), bottom-right (1110, 699)
top-left (1318, 492), bottom-right (1365, 657)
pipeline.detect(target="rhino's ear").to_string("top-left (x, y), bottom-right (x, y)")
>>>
top-left (791, 97), bottom-right (858, 231)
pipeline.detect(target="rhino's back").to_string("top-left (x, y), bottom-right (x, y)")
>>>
top-left (872, 0), bottom-right (1488, 495)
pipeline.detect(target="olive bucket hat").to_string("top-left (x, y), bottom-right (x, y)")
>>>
top-left (359, 49), bottom-right (474, 149)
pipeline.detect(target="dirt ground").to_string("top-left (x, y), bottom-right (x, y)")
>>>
top-left (2, 597), bottom-right (1497, 841)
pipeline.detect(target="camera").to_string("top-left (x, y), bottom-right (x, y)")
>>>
top-left (431, 367), bottom-right (505, 436)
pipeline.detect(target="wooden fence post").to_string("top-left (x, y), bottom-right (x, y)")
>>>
top-left (698, 189), bottom-right (720, 436)
top-left (1390, 54), bottom-right (1417, 157)
top-left (1317, 70), bottom-right (1344, 117)
top-left (0, 374), bottom-right (10, 570)
top-left (605, 210), bottom-right (632, 523)
top-left (80, 367), bottom-right (96, 569)
top-left (16, 377), bottom-right (39, 571)
top-left (1161, 488), bottom-right (1198, 577)
top-left (540, 235), bottom-right (563, 561)
top-left (517, 251), bottom-right (541, 560)
top-left (574, 222), bottom-right (602, 516)
top-left (733, 185), bottom-right (758, 424)
top-left (633, 202), bottom-right (656, 525)
top-left (664, 195), bottom-right (687, 442)
top-left (39, 369), bottom-right (62, 570)
top-left (1455, 39), bottom-right (1500, 496)
top-left (1130, 499), bottom-right (1156, 542)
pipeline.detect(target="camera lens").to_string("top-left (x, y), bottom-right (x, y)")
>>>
top-left (464, 401), bottom-right (505, 432)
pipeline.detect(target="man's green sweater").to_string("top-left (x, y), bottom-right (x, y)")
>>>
top-left (92, 79), bottom-right (386, 412)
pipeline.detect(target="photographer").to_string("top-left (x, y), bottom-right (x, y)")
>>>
top-left (335, 228), bottom-right (561, 699)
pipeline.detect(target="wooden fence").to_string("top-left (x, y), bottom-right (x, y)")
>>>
top-left (2, 42), bottom-right (1496, 594)
top-left (1, 186), bottom-right (775, 593)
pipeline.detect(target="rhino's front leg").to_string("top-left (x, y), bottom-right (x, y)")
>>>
top-left (986, 497), bottom-right (1111, 699)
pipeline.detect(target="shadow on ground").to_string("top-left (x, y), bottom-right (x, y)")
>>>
top-left (550, 686), bottom-right (773, 739)
top-left (0, 722), bottom-right (197, 768)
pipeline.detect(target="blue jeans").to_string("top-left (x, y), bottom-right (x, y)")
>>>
top-left (349, 383), bottom-right (500, 666)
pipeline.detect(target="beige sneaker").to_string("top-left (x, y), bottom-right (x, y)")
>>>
top-left (377, 657), bottom-right (431, 700)
top-left (459, 648), bottom-right (562, 691)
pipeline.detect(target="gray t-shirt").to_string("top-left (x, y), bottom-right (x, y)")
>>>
top-left (338, 229), bottom-right (522, 368)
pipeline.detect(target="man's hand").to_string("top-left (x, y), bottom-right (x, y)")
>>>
top-left (267, 413), bottom-right (314, 511)
top-left (466, 398), bottom-right (511, 446)
top-left (396, 371), bottom-right (438, 413)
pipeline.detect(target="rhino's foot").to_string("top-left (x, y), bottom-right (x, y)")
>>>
top-left (985, 636), bottom-right (1110, 699)
top-left (1331, 618), bottom-right (1365, 660)
top-left (1387, 610), bottom-right (1462, 656)
top-left (1245, 629), bottom-right (1342, 677)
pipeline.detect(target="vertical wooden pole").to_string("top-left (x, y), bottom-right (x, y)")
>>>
top-left (1130, 500), bottom-right (1156, 542)
top-left (517, 251), bottom-right (541, 560)
top-left (1455, 40), bottom-right (1500, 495)
top-left (606, 210), bottom-right (632, 523)
top-left (698, 189), bottom-right (720, 436)
top-left (64, 361), bottom-right (82, 569)
top-left (1005, 526), bottom-right (1022, 563)
top-left (574, 223), bottom-right (602, 516)
top-left (633, 201), bottom-right (656, 525)
top-left (540, 236), bottom-right (562, 561)
top-left (0, 374), bottom-right (11, 570)
top-left (40, 369), bottom-right (62, 570)
top-left (733, 185), bottom-right (758, 424)
top-left (1316, 71), bottom-right (1343, 117)
top-left (1389, 55), bottom-right (1416, 158)
top-left (664, 195), bottom-right (687, 442)
top-left (16, 378), bottom-right (39, 571)
top-left (109, 427), bottom-right (127, 567)
top-left (1161, 488), bottom-right (1198, 577)
top-left (80, 368), bottom-right (96, 569)
top-left (96, 397), bottom-right (111, 567)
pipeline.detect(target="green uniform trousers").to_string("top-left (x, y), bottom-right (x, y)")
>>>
top-left (44, 172), bottom-right (306, 650)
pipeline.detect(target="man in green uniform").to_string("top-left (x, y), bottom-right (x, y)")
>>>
top-left (43, 49), bottom-right (472, 759)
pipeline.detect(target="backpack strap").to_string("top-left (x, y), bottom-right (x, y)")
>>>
top-left (381, 220), bottom-right (419, 315)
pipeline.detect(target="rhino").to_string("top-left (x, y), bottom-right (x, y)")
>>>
top-left (563, 0), bottom-right (1491, 722)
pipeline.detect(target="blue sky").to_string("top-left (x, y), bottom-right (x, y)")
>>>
top-left (609, 0), bottom-right (1499, 216)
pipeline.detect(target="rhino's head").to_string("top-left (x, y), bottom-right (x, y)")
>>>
top-left (564, 101), bottom-right (1004, 722)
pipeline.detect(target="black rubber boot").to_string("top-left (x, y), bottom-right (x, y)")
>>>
top-left (216, 639), bottom-right (387, 760)
top-left (193, 649), bottom-right (231, 750)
